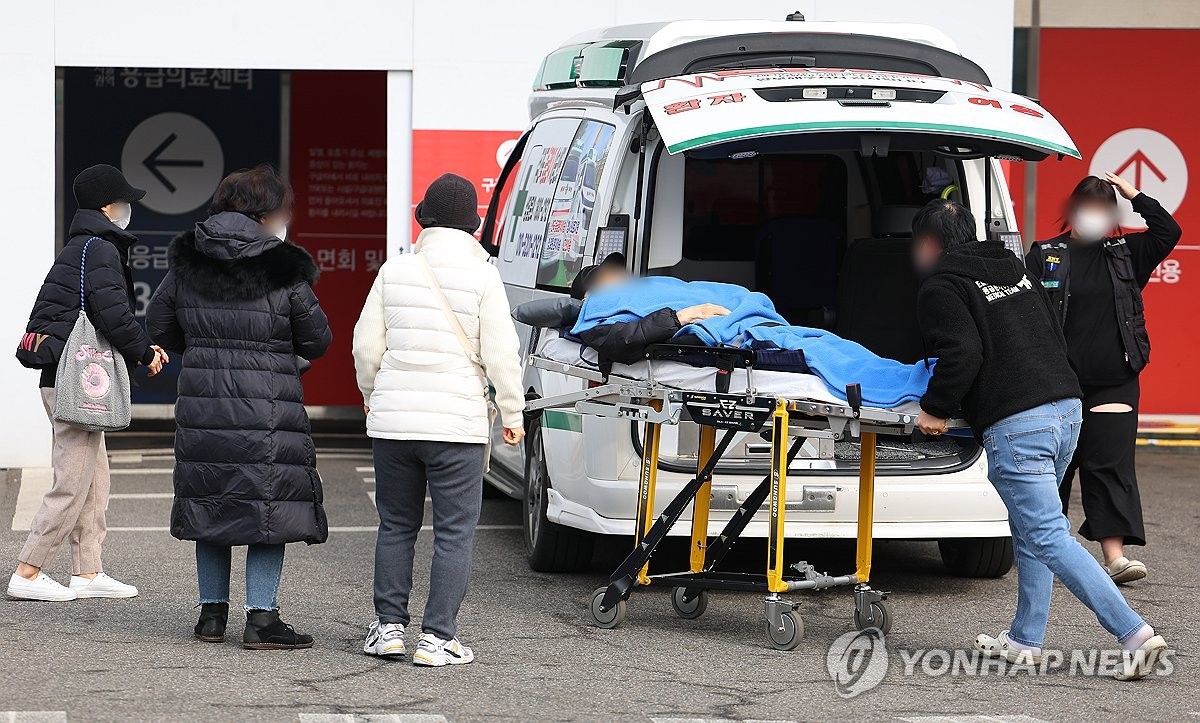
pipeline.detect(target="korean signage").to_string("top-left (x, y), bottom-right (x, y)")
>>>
top-left (289, 71), bottom-right (388, 406)
top-left (63, 67), bottom-right (281, 403)
top-left (1032, 29), bottom-right (1196, 413)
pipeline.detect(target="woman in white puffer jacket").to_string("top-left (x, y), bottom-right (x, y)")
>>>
top-left (352, 173), bottom-right (524, 667)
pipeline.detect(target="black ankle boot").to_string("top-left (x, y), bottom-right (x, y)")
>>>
top-left (194, 602), bottom-right (229, 642)
top-left (242, 609), bottom-right (314, 650)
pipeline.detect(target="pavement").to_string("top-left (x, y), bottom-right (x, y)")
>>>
top-left (0, 440), bottom-right (1197, 722)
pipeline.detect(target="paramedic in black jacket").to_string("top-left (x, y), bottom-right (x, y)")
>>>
top-left (1026, 173), bottom-right (1182, 585)
top-left (569, 252), bottom-right (729, 363)
top-left (8, 165), bottom-right (166, 603)
top-left (913, 199), bottom-right (1166, 681)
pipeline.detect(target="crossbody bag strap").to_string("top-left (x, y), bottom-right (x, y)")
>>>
top-left (413, 253), bottom-right (487, 385)
top-left (79, 236), bottom-right (101, 316)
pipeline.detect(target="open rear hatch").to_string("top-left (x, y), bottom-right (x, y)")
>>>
top-left (640, 67), bottom-right (1080, 161)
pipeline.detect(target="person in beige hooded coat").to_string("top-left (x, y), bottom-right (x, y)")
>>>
top-left (352, 173), bottom-right (524, 667)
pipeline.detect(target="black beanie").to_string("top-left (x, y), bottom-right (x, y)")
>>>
top-left (72, 164), bottom-right (146, 210)
top-left (415, 173), bottom-right (481, 233)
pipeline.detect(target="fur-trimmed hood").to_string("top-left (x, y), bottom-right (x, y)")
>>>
top-left (169, 213), bottom-right (319, 301)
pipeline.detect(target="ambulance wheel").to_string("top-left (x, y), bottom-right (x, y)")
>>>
top-left (765, 611), bottom-right (804, 651)
top-left (589, 587), bottom-right (626, 629)
top-left (853, 599), bottom-right (893, 635)
top-left (524, 417), bottom-right (595, 573)
top-left (670, 587), bottom-right (708, 620)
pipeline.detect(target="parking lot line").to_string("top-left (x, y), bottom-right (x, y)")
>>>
top-left (108, 468), bottom-right (174, 475)
top-left (108, 493), bottom-right (174, 499)
top-left (298, 714), bottom-right (448, 722)
top-left (11, 468), bottom-right (52, 531)
top-left (0, 713), bottom-right (68, 723)
top-left (898, 716), bottom-right (1052, 723)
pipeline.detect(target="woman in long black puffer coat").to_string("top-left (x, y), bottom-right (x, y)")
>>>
top-left (146, 165), bottom-right (332, 650)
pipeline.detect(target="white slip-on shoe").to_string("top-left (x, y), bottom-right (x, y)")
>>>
top-left (1114, 635), bottom-right (1169, 681)
top-left (7, 572), bottom-right (77, 601)
top-left (363, 620), bottom-right (407, 658)
top-left (1106, 557), bottom-right (1148, 585)
top-left (412, 632), bottom-right (475, 667)
top-left (69, 573), bottom-right (138, 599)
top-left (974, 630), bottom-right (1042, 665)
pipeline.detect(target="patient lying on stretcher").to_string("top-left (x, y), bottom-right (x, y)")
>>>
top-left (565, 253), bottom-right (934, 408)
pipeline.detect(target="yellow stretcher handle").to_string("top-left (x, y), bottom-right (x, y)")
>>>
top-left (854, 431), bottom-right (877, 582)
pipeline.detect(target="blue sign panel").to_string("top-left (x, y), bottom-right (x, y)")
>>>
top-left (63, 67), bottom-right (281, 402)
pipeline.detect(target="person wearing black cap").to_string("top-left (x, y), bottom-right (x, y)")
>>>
top-left (9, 164), bottom-right (167, 602)
top-left (353, 173), bottom-right (525, 666)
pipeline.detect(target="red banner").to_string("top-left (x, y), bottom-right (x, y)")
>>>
top-left (412, 129), bottom-right (522, 243)
top-left (1034, 29), bottom-right (1197, 413)
top-left (289, 71), bottom-right (387, 406)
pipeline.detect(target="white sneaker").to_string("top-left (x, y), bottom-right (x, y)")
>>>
top-left (7, 572), bottom-right (77, 601)
top-left (69, 573), bottom-right (138, 599)
top-left (412, 632), bottom-right (474, 667)
top-left (974, 630), bottom-right (1042, 665)
top-left (1115, 635), bottom-right (1169, 681)
top-left (363, 620), bottom-right (407, 658)
top-left (1106, 557), bottom-right (1148, 585)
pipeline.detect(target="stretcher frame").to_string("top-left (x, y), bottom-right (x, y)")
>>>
top-left (526, 345), bottom-right (964, 649)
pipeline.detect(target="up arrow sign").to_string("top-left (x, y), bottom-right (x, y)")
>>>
top-left (1116, 149), bottom-right (1167, 189)
top-left (142, 132), bottom-right (204, 193)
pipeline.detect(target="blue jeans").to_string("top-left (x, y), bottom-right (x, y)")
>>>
top-left (196, 541), bottom-right (285, 612)
top-left (983, 398), bottom-right (1145, 647)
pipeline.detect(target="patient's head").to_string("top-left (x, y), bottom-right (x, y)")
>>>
top-left (912, 199), bottom-right (978, 274)
top-left (569, 252), bottom-right (629, 299)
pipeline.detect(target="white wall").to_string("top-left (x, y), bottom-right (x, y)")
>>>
top-left (54, 0), bottom-right (416, 70)
top-left (413, 0), bottom-right (1014, 131)
top-left (0, 6), bottom-right (56, 467)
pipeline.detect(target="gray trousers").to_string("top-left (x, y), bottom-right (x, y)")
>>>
top-left (19, 387), bottom-right (109, 574)
top-left (372, 438), bottom-right (485, 639)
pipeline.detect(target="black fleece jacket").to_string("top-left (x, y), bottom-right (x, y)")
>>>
top-left (918, 240), bottom-right (1082, 434)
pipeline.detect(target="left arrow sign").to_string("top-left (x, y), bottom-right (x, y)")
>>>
top-left (142, 133), bottom-right (204, 193)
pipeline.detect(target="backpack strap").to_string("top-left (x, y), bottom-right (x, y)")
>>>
top-left (79, 236), bottom-right (102, 315)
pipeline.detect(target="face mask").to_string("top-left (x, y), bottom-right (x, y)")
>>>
top-left (1071, 210), bottom-right (1114, 243)
top-left (107, 202), bottom-right (132, 230)
top-left (273, 225), bottom-right (288, 242)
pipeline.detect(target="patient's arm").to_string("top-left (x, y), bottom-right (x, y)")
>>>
top-left (577, 307), bottom-right (682, 364)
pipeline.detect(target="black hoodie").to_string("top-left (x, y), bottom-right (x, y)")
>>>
top-left (918, 240), bottom-right (1082, 434)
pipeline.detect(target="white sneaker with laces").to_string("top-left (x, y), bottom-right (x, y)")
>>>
top-left (974, 630), bottom-right (1042, 665)
top-left (69, 573), bottom-right (138, 599)
top-left (7, 572), bottom-right (77, 601)
top-left (412, 632), bottom-right (474, 667)
top-left (363, 620), bottom-right (407, 658)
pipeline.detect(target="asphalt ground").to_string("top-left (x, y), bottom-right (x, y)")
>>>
top-left (0, 443), bottom-right (1196, 722)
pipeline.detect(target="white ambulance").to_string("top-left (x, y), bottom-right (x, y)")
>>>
top-left (479, 17), bottom-right (1079, 576)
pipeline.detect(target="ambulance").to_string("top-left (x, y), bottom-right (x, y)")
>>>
top-left (478, 17), bottom-right (1079, 576)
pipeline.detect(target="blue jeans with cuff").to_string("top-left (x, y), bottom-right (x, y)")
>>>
top-left (196, 541), bottom-right (285, 611)
top-left (983, 397), bottom-right (1145, 648)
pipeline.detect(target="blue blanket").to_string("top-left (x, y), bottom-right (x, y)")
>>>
top-left (571, 277), bottom-right (933, 407)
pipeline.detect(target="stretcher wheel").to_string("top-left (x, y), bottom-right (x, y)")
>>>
top-left (765, 610), bottom-right (804, 651)
top-left (589, 587), bottom-right (626, 629)
top-left (853, 599), bottom-right (893, 635)
top-left (670, 587), bottom-right (708, 620)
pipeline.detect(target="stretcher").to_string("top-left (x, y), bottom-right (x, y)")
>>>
top-left (525, 341), bottom-right (966, 650)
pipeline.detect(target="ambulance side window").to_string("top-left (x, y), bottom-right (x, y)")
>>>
top-left (534, 119), bottom-right (617, 291)
top-left (494, 117), bottom-right (583, 289)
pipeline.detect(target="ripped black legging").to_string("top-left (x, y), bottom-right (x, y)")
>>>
top-left (1060, 376), bottom-right (1145, 546)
